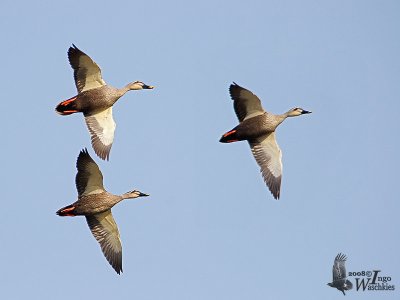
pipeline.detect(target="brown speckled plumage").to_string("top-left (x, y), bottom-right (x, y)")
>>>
top-left (63, 192), bottom-right (123, 215)
top-left (55, 44), bottom-right (154, 160)
top-left (56, 149), bottom-right (149, 274)
top-left (65, 86), bottom-right (123, 114)
top-left (220, 82), bottom-right (311, 199)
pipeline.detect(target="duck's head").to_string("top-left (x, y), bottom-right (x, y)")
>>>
top-left (127, 81), bottom-right (154, 90)
top-left (123, 190), bottom-right (150, 199)
top-left (287, 107), bottom-right (312, 117)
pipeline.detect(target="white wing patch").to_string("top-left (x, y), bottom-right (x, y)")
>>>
top-left (86, 210), bottom-right (123, 274)
top-left (243, 111), bottom-right (265, 121)
top-left (250, 132), bottom-right (283, 199)
top-left (84, 108), bottom-right (116, 161)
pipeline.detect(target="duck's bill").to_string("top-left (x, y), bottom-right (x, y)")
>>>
top-left (301, 110), bottom-right (312, 114)
top-left (139, 192), bottom-right (150, 197)
top-left (143, 84), bottom-right (154, 89)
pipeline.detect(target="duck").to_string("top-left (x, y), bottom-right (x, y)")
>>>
top-left (56, 44), bottom-right (154, 160)
top-left (219, 82), bottom-right (311, 199)
top-left (56, 148), bottom-right (149, 274)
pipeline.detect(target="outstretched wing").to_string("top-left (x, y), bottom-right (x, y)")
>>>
top-left (75, 148), bottom-right (105, 196)
top-left (249, 132), bottom-right (282, 199)
top-left (229, 82), bottom-right (265, 122)
top-left (86, 210), bottom-right (123, 274)
top-left (332, 253), bottom-right (348, 281)
top-left (84, 108), bottom-right (116, 161)
top-left (68, 44), bottom-right (106, 93)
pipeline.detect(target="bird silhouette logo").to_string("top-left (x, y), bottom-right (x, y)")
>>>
top-left (327, 253), bottom-right (353, 295)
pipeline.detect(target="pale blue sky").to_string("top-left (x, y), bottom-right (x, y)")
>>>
top-left (1, 0), bottom-right (399, 299)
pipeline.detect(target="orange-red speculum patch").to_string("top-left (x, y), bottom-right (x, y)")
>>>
top-left (62, 110), bottom-right (79, 114)
top-left (223, 130), bottom-right (237, 137)
top-left (61, 206), bottom-right (75, 213)
top-left (60, 97), bottom-right (77, 106)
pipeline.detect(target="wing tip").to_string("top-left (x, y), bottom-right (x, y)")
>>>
top-left (92, 142), bottom-right (111, 161)
top-left (267, 180), bottom-right (281, 200)
top-left (77, 148), bottom-right (91, 163)
top-left (335, 253), bottom-right (347, 262)
top-left (68, 44), bottom-right (79, 55)
top-left (229, 81), bottom-right (240, 93)
top-left (113, 264), bottom-right (123, 275)
top-left (260, 169), bottom-right (282, 200)
top-left (229, 81), bottom-right (249, 101)
top-left (110, 248), bottom-right (123, 275)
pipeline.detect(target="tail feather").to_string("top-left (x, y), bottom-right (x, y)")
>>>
top-left (55, 96), bottom-right (79, 115)
top-left (219, 129), bottom-right (239, 143)
top-left (56, 205), bottom-right (76, 217)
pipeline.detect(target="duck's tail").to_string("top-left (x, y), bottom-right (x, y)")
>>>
top-left (55, 96), bottom-right (79, 115)
top-left (56, 204), bottom-right (77, 217)
top-left (219, 129), bottom-right (239, 143)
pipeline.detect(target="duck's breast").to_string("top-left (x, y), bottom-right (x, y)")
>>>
top-left (235, 114), bottom-right (278, 140)
top-left (76, 86), bottom-right (120, 113)
top-left (74, 193), bottom-right (121, 215)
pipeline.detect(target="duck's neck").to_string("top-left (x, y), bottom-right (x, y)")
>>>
top-left (283, 109), bottom-right (295, 118)
top-left (121, 192), bottom-right (139, 200)
top-left (117, 85), bottom-right (132, 97)
top-left (273, 112), bottom-right (289, 126)
top-left (279, 109), bottom-right (299, 120)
